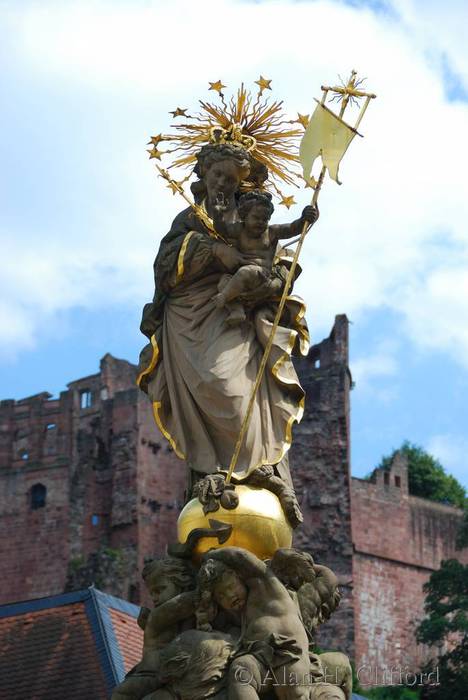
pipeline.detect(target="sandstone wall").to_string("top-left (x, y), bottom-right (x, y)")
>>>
top-left (0, 354), bottom-right (185, 605)
top-left (291, 315), bottom-right (355, 657)
top-left (351, 455), bottom-right (467, 672)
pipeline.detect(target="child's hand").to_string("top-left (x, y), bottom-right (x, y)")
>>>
top-left (213, 243), bottom-right (246, 271)
top-left (302, 205), bottom-right (319, 225)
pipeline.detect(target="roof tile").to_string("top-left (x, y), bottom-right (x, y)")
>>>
top-left (0, 603), bottom-right (108, 700)
top-left (109, 608), bottom-right (144, 673)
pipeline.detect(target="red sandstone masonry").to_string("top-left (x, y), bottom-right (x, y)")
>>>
top-left (291, 315), bottom-right (355, 658)
top-left (351, 457), bottom-right (467, 673)
top-left (0, 354), bottom-right (183, 605)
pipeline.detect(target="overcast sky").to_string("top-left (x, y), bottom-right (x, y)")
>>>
top-left (1, 0), bottom-right (467, 487)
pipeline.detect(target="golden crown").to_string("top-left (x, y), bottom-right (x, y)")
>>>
top-left (147, 77), bottom-right (310, 207)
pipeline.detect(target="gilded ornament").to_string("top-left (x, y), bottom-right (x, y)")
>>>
top-left (177, 485), bottom-right (292, 562)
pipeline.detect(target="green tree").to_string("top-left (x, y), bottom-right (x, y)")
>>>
top-left (415, 514), bottom-right (468, 699)
top-left (377, 441), bottom-right (466, 508)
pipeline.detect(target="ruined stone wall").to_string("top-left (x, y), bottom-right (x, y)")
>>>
top-left (0, 354), bottom-right (175, 605)
top-left (291, 315), bottom-right (355, 658)
top-left (0, 392), bottom-right (71, 603)
top-left (61, 356), bottom-right (142, 601)
top-left (351, 455), bottom-right (467, 672)
top-left (136, 395), bottom-right (186, 563)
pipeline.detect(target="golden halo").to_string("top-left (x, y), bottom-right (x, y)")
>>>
top-left (148, 78), bottom-right (309, 203)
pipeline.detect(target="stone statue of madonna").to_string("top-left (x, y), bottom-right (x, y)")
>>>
top-left (138, 143), bottom-right (316, 527)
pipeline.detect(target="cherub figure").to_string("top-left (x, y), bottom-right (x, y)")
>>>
top-left (143, 629), bottom-right (235, 700)
top-left (197, 546), bottom-right (313, 700)
top-left (111, 555), bottom-right (196, 700)
top-left (270, 550), bottom-right (351, 700)
top-left (269, 549), bottom-right (341, 642)
top-left (213, 190), bottom-right (318, 325)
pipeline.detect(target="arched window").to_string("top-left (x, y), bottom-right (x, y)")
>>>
top-left (31, 483), bottom-right (47, 510)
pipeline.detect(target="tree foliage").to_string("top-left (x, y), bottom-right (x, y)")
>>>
top-left (415, 519), bottom-right (468, 699)
top-left (377, 441), bottom-right (466, 508)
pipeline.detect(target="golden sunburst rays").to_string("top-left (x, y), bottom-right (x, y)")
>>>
top-left (148, 78), bottom-right (307, 204)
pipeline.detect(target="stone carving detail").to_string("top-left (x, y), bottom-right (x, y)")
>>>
top-left (112, 546), bottom-right (351, 700)
top-left (115, 80), bottom-right (360, 699)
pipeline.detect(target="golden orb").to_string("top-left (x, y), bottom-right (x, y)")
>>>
top-left (177, 485), bottom-right (292, 562)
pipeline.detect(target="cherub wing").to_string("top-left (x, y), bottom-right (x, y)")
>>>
top-left (270, 549), bottom-right (340, 636)
top-left (297, 564), bottom-right (341, 635)
top-left (270, 547), bottom-right (316, 590)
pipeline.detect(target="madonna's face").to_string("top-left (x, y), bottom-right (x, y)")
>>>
top-left (204, 159), bottom-right (242, 210)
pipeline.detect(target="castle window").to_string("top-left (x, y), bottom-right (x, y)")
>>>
top-left (19, 449), bottom-right (29, 461)
top-left (31, 483), bottom-right (47, 510)
top-left (91, 514), bottom-right (99, 526)
top-left (80, 389), bottom-right (93, 409)
top-left (44, 423), bottom-right (57, 455)
top-left (384, 471), bottom-right (390, 486)
top-left (395, 475), bottom-right (401, 488)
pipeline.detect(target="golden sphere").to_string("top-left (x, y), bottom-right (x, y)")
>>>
top-left (177, 485), bottom-right (292, 562)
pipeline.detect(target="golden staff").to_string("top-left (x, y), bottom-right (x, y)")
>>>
top-left (225, 71), bottom-right (376, 483)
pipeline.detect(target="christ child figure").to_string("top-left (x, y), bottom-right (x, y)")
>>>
top-left (213, 190), bottom-right (318, 325)
top-left (197, 546), bottom-right (313, 700)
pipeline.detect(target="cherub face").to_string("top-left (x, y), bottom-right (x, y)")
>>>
top-left (213, 571), bottom-right (247, 612)
top-left (205, 159), bottom-right (242, 210)
top-left (146, 575), bottom-right (180, 607)
top-left (244, 204), bottom-right (270, 237)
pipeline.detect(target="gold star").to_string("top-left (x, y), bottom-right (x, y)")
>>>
top-left (147, 134), bottom-right (164, 146)
top-left (255, 76), bottom-right (272, 93)
top-left (296, 113), bottom-right (310, 129)
top-left (169, 107), bottom-right (189, 118)
top-left (167, 180), bottom-right (181, 195)
top-left (304, 176), bottom-right (317, 189)
top-left (279, 195), bottom-right (296, 209)
top-left (208, 80), bottom-right (226, 94)
top-left (147, 147), bottom-right (163, 160)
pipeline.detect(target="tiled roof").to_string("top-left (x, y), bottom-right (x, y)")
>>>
top-left (0, 587), bottom-right (143, 700)
top-left (109, 608), bottom-right (144, 674)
